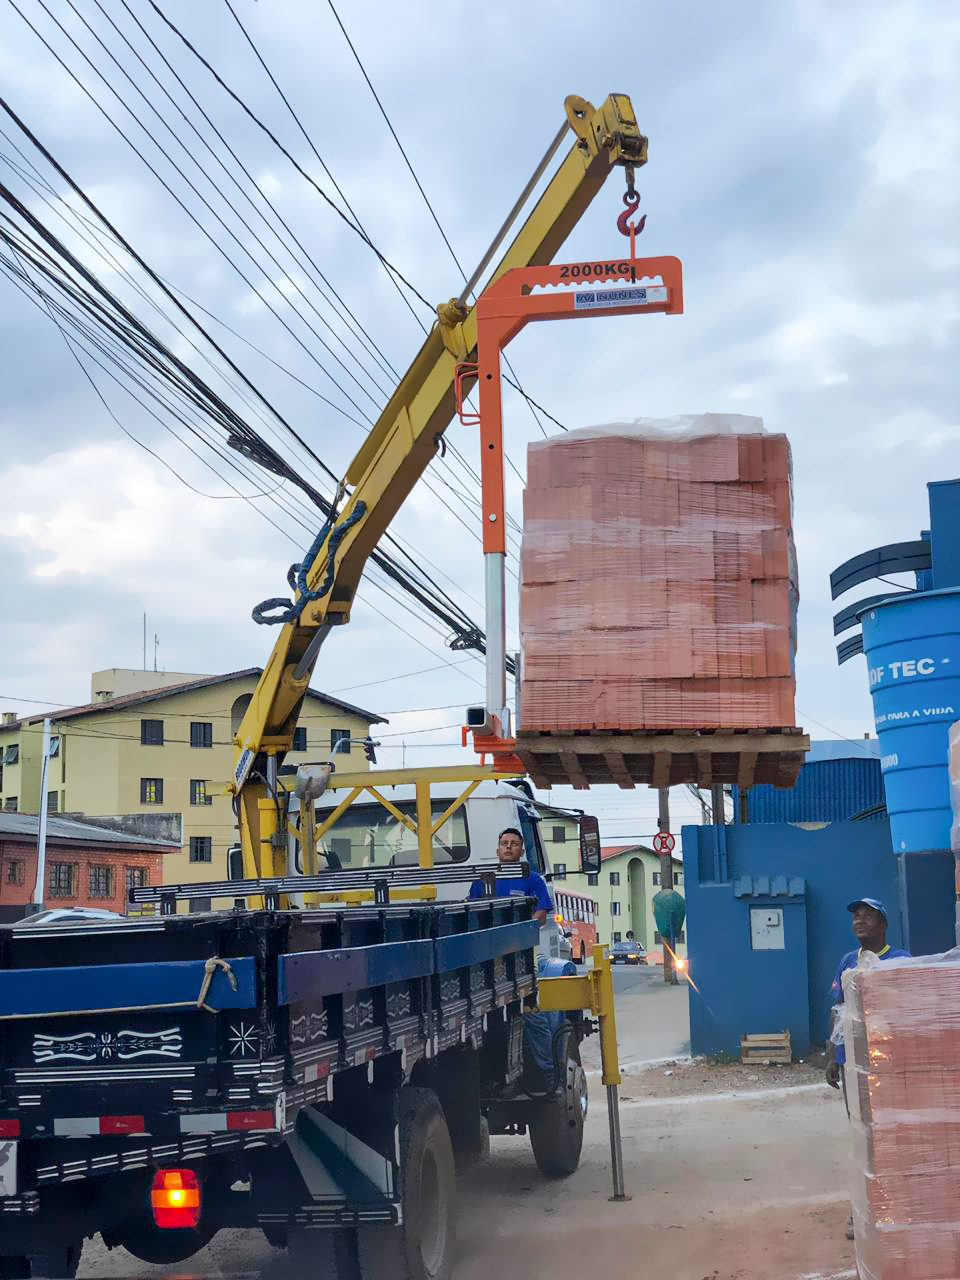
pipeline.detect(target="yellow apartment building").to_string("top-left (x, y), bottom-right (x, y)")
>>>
top-left (592, 844), bottom-right (687, 957)
top-left (0, 668), bottom-right (385, 888)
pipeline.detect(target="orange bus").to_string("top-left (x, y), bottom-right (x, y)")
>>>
top-left (554, 890), bottom-right (597, 964)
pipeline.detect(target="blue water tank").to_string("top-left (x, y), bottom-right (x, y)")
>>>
top-left (860, 587), bottom-right (960, 853)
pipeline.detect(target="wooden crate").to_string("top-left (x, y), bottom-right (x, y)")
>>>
top-left (740, 1032), bottom-right (792, 1064)
top-left (514, 726), bottom-right (809, 792)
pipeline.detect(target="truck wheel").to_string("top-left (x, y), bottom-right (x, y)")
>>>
top-left (112, 1219), bottom-right (214, 1265)
top-left (355, 1087), bottom-right (455, 1280)
top-left (528, 1031), bottom-right (587, 1177)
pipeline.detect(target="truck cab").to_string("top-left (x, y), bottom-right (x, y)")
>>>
top-left (287, 779), bottom-right (584, 962)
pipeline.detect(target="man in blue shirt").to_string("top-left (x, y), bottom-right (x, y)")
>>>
top-left (467, 827), bottom-right (553, 923)
top-left (826, 896), bottom-right (910, 1240)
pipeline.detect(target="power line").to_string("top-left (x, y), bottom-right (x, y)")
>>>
top-left (0, 165), bottom-right (506, 663)
top-left (148, 0), bottom-right (433, 317)
top-left (0, 22), bottom-right (517, 671)
top-left (324, 0), bottom-right (566, 452)
top-left (10, 0), bottom-right (384, 425)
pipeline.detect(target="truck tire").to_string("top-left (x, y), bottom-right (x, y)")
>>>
top-left (355, 1087), bottom-right (455, 1280)
top-left (111, 1219), bottom-right (214, 1265)
top-left (528, 1031), bottom-right (587, 1177)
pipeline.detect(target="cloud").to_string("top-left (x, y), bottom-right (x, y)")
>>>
top-left (0, 0), bottom-right (957, 840)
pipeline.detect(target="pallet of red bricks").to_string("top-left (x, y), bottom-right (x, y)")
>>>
top-left (844, 954), bottom-right (960, 1280)
top-left (519, 414), bottom-right (798, 731)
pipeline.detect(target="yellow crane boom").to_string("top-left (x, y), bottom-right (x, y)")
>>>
top-left (230, 93), bottom-right (648, 877)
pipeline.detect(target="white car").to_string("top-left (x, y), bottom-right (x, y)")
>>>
top-left (13, 907), bottom-right (123, 928)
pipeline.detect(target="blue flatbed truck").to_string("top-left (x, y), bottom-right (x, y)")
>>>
top-left (0, 87), bottom-right (657, 1279)
top-left (0, 867), bottom-right (592, 1280)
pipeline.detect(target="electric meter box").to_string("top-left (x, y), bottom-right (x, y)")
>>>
top-left (750, 907), bottom-right (785, 950)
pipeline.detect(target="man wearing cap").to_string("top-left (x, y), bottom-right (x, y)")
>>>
top-left (826, 897), bottom-right (910, 1238)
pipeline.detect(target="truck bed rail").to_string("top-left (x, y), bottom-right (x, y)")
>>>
top-left (128, 861), bottom-right (528, 908)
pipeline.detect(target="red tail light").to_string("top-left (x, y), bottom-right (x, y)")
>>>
top-left (0, 1120), bottom-right (20, 1138)
top-left (150, 1169), bottom-right (201, 1229)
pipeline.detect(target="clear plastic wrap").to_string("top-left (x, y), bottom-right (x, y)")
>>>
top-left (949, 721), bottom-right (960, 851)
top-left (519, 414), bottom-right (798, 732)
top-left (843, 952), bottom-right (960, 1279)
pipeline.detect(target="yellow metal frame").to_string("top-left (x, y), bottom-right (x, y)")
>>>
top-left (284, 764), bottom-right (517, 905)
top-left (537, 943), bottom-right (621, 1086)
top-left (229, 93), bottom-right (649, 881)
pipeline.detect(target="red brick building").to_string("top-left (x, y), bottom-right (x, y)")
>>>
top-left (0, 813), bottom-right (178, 921)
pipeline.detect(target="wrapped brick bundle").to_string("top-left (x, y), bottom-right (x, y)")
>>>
top-left (844, 954), bottom-right (960, 1280)
top-left (519, 414), bottom-right (798, 731)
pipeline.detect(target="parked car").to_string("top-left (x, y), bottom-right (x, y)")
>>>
top-left (610, 938), bottom-right (647, 965)
top-left (12, 907), bottom-right (124, 928)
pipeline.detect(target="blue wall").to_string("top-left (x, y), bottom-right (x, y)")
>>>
top-left (682, 820), bottom-right (900, 1058)
top-left (740, 757), bottom-right (883, 824)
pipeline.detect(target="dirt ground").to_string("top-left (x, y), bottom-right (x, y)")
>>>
top-left (621, 1053), bottom-right (828, 1100)
top-left (80, 1057), bottom-right (856, 1280)
top-left (80, 983), bottom-right (856, 1280)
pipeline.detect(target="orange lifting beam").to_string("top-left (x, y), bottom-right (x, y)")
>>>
top-left (459, 252), bottom-right (684, 767)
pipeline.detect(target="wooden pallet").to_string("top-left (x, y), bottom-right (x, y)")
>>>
top-left (514, 727), bottom-right (809, 792)
top-left (740, 1032), bottom-right (792, 1065)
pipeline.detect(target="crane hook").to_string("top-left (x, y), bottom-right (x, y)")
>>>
top-left (617, 188), bottom-right (647, 238)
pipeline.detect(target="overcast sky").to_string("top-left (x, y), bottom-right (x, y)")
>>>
top-left (0, 0), bottom-right (957, 843)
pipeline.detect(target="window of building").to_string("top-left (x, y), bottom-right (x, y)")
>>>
top-left (330, 728), bottom-right (351, 753)
top-left (0, 764), bottom-right (3, 789)
top-left (676, 870), bottom-right (683, 883)
top-left (553, 862), bottom-right (567, 880)
top-left (613, 931), bottom-right (622, 944)
top-left (89, 865), bottom-right (114, 899)
top-left (190, 721), bottom-right (213, 749)
top-left (3, 744), bottom-right (19, 765)
top-left (587, 872), bottom-right (598, 887)
top-left (3, 797), bottom-right (17, 812)
top-left (6, 860), bottom-right (24, 885)
top-left (48, 736), bottom-right (60, 758)
top-left (292, 727), bottom-right (307, 752)
top-left (48, 862), bottom-right (77, 898)
top-left (125, 866), bottom-right (148, 893)
top-left (551, 825), bottom-right (566, 843)
top-left (47, 791), bottom-right (58, 814)
top-left (140, 719), bottom-right (164, 746)
top-left (611, 901), bottom-right (621, 916)
top-left (189, 836), bottom-right (212, 863)
top-left (652, 872), bottom-right (660, 885)
top-left (190, 779), bottom-right (212, 806)
top-left (609, 871), bottom-right (620, 886)
top-left (140, 777), bottom-right (163, 805)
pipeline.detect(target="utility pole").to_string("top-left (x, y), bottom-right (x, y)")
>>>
top-left (657, 787), bottom-right (675, 985)
top-left (30, 718), bottom-right (52, 915)
top-left (711, 784), bottom-right (725, 825)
